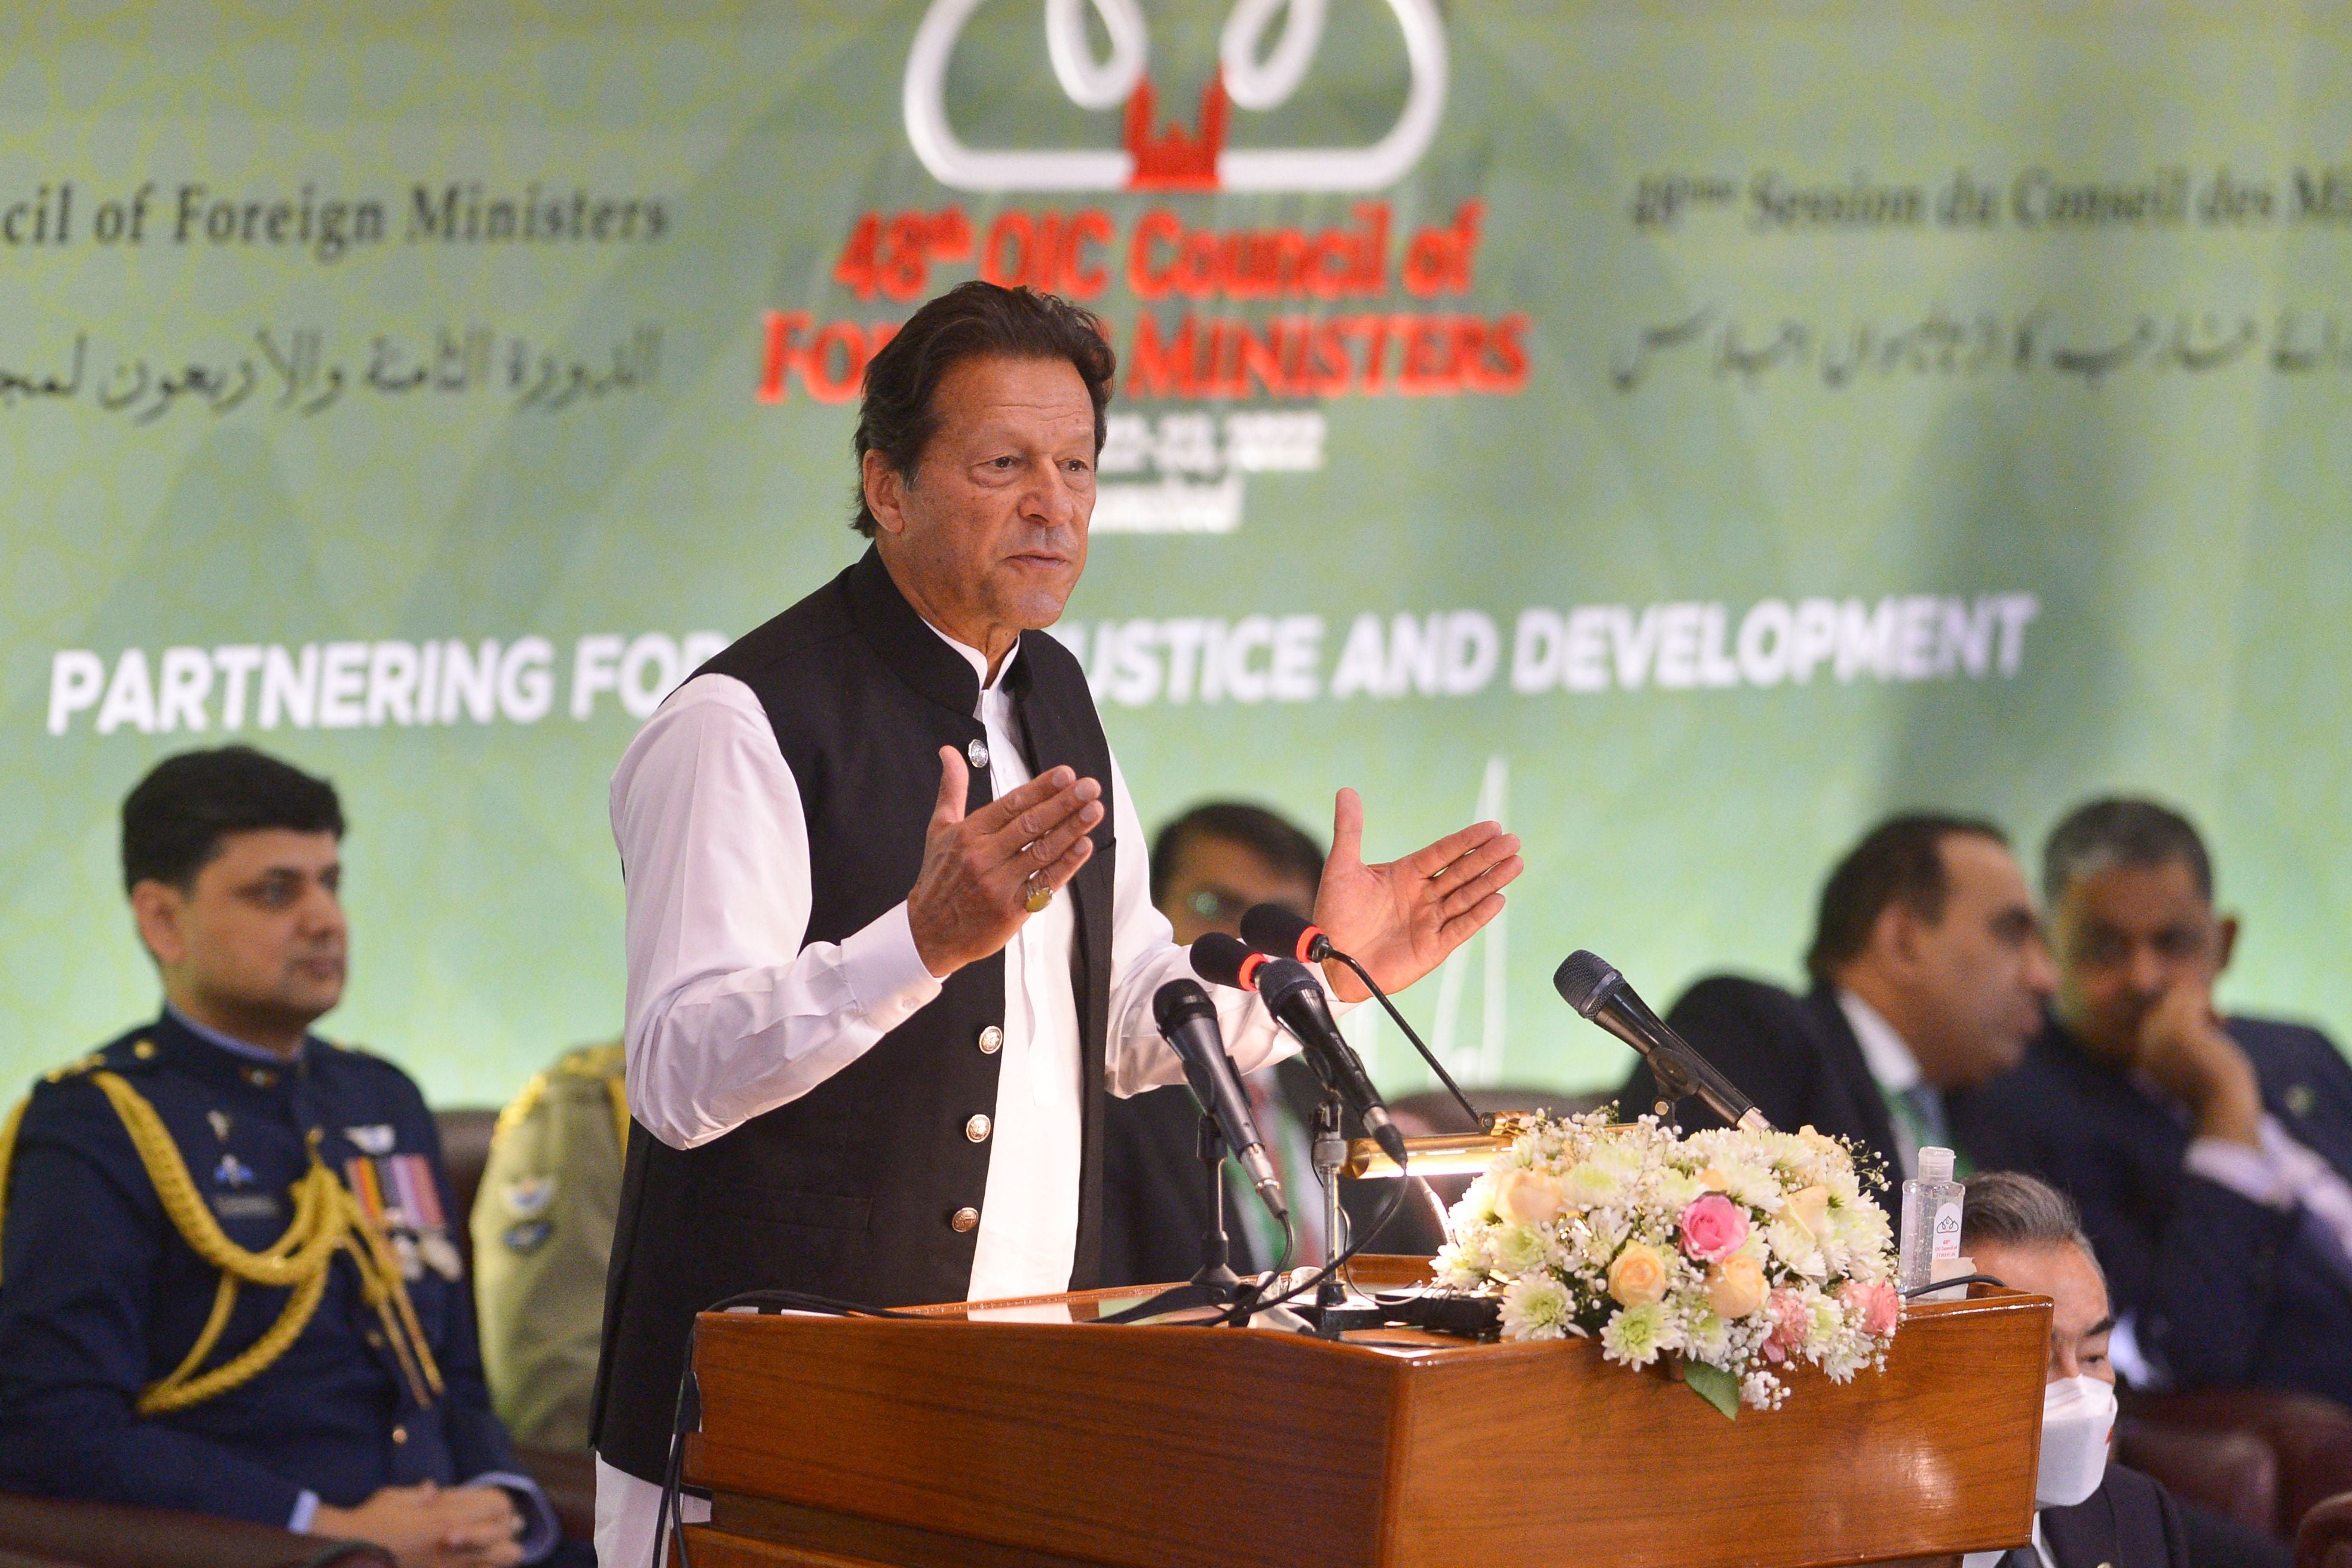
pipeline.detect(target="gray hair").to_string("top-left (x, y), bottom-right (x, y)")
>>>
top-left (1960, 1171), bottom-right (2099, 1276)
top-left (2042, 796), bottom-right (2213, 907)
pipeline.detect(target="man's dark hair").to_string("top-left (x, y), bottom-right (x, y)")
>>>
top-left (1959, 1170), bottom-right (2102, 1282)
top-left (1150, 802), bottom-right (1324, 909)
top-left (2042, 796), bottom-right (2213, 907)
top-left (849, 281), bottom-right (1117, 537)
top-left (1805, 814), bottom-right (2010, 985)
top-left (122, 746), bottom-right (344, 892)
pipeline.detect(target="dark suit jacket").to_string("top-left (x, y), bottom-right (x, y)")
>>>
top-left (1618, 975), bottom-right (1903, 1181)
top-left (2041, 1463), bottom-right (2191, 1568)
top-left (1955, 1015), bottom-right (2352, 1406)
top-left (1099, 1059), bottom-right (1341, 1287)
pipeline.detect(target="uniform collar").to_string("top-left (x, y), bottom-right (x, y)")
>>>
top-left (154, 1006), bottom-right (308, 1092)
top-left (166, 1003), bottom-right (307, 1067)
top-left (1837, 988), bottom-right (1925, 1096)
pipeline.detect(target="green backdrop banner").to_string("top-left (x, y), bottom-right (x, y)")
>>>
top-left (7, 1), bottom-right (2348, 1105)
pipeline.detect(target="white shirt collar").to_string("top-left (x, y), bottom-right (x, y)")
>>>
top-left (921, 617), bottom-right (1016, 702)
top-left (1838, 988), bottom-right (1924, 1096)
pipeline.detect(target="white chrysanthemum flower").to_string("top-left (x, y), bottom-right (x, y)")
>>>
top-left (1766, 1219), bottom-right (1827, 1279)
top-left (1487, 1222), bottom-right (1542, 1276)
top-left (1499, 1275), bottom-right (1574, 1341)
top-left (1599, 1300), bottom-right (1677, 1368)
top-left (1560, 1160), bottom-right (1622, 1208)
top-left (1431, 1241), bottom-right (1487, 1291)
top-left (1653, 1168), bottom-right (1705, 1211)
top-left (1682, 1306), bottom-right (1734, 1363)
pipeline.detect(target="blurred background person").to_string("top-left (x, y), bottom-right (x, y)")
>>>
top-left (470, 1042), bottom-right (627, 1453)
top-left (0, 747), bottom-right (557, 1566)
top-left (1959, 799), bottom-right (2352, 1407)
top-left (1961, 1171), bottom-right (2286, 1568)
top-left (1624, 814), bottom-right (2054, 1180)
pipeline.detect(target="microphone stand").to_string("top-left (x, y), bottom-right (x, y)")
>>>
top-left (1307, 1091), bottom-right (1386, 1337)
top-left (1109, 1115), bottom-right (1245, 1319)
top-left (1191, 1114), bottom-right (1243, 1300)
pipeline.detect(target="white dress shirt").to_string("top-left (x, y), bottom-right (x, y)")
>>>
top-left (596, 624), bottom-right (1312, 1568)
top-left (1838, 988), bottom-right (1936, 1179)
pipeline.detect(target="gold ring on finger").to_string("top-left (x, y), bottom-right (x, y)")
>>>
top-left (1024, 875), bottom-right (1054, 914)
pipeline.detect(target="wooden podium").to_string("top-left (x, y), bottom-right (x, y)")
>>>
top-left (679, 1259), bottom-right (2050, 1568)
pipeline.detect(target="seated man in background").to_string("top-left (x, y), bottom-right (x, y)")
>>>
top-left (1961, 1171), bottom-right (2284, 1568)
top-left (1623, 814), bottom-right (2054, 1179)
top-left (1958, 799), bottom-right (2352, 1407)
top-left (1099, 802), bottom-right (1332, 1285)
top-left (0, 747), bottom-right (556, 1566)
top-left (470, 1042), bottom-right (626, 1453)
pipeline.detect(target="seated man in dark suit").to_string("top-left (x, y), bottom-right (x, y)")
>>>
top-left (0, 747), bottom-right (557, 1567)
top-left (1624, 814), bottom-right (2054, 1180)
top-left (1957, 799), bottom-right (2352, 1408)
top-left (1098, 802), bottom-right (1333, 1285)
top-left (1960, 1171), bottom-right (2284, 1568)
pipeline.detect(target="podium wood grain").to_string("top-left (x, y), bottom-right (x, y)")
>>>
top-left (682, 1265), bottom-right (2048, 1568)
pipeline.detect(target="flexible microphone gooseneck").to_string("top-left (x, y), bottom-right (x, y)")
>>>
top-left (1153, 978), bottom-right (1288, 1224)
top-left (1194, 934), bottom-right (1411, 1171)
top-left (1552, 949), bottom-right (1773, 1133)
top-left (1236, 904), bottom-right (1484, 1132)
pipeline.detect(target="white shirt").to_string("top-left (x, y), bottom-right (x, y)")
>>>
top-left (1838, 988), bottom-right (1933, 1178)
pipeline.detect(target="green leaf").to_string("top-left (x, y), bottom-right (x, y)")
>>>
top-left (1679, 1358), bottom-right (1741, 1420)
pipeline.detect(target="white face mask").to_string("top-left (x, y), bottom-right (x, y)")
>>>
top-left (2037, 1374), bottom-right (2118, 1509)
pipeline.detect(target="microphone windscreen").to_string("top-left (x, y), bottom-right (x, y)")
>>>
top-left (1251, 956), bottom-right (1319, 1010)
top-left (1552, 950), bottom-right (1623, 1018)
top-left (1152, 977), bottom-right (1215, 1029)
top-left (1190, 932), bottom-right (1264, 992)
top-left (1238, 904), bottom-right (1322, 962)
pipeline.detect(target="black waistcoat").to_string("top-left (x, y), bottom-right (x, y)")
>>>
top-left (588, 547), bottom-right (1117, 1483)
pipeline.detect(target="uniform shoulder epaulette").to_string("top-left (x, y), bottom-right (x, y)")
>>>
top-left (555, 1042), bottom-right (624, 1082)
top-left (42, 1048), bottom-right (114, 1084)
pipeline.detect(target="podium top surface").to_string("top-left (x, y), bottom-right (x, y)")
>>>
top-left (683, 1258), bottom-right (2051, 1568)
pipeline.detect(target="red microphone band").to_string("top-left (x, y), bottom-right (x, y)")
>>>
top-left (1237, 951), bottom-right (1267, 991)
top-left (1291, 924), bottom-right (1327, 963)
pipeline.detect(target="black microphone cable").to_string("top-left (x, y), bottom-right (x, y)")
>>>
top-left (1236, 904), bottom-right (1485, 1132)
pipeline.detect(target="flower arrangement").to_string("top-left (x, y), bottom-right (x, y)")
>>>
top-left (1431, 1110), bottom-right (1902, 1416)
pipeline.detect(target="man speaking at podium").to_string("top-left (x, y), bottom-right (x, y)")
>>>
top-left (589, 281), bottom-right (1523, 1566)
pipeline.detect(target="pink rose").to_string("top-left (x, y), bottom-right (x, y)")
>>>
top-left (1840, 1279), bottom-right (1900, 1337)
top-left (1677, 1193), bottom-right (1750, 1264)
top-left (1761, 1290), bottom-right (1808, 1364)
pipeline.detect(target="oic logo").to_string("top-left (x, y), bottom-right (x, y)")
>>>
top-left (904, 0), bottom-right (1447, 192)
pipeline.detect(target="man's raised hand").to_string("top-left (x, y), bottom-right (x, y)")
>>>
top-left (907, 748), bottom-right (1102, 978)
top-left (1310, 787), bottom-right (1523, 1002)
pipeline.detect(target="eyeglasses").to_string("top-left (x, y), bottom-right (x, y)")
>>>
top-left (1183, 888), bottom-right (1311, 926)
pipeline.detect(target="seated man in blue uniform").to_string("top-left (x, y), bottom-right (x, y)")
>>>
top-left (1958, 798), bottom-right (2352, 1408)
top-left (0, 746), bottom-right (557, 1566)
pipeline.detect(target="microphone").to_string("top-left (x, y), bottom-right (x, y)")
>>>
top-left (1152, 979), bottom-right (1288, 1224)
top-left (1189, 931), bottom-right (1269, 993)
top-left (1235, 904), bottom-right (1483, 1132)
top-left (1238, 903), bottom-right (1331, 964)
top-left (1552, 950), bottom-right (1773, 1134)
top-left (1251, 956), bottom-right (1410, 1170)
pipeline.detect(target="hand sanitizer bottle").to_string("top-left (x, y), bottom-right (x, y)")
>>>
top-left (1899, 1147), bottom-right (1965, 1296)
